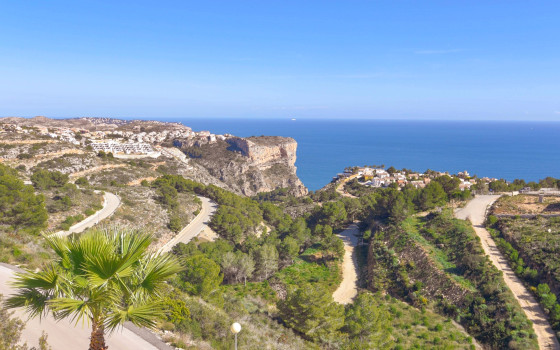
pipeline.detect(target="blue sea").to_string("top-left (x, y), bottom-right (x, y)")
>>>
top-left (159, 118), bottom-right (560, 191)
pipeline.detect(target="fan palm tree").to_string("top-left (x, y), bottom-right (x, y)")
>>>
top-left (6, 227), bottom-right (183, 350)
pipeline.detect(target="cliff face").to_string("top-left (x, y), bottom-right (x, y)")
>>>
top-left (180, 136), bottom-right (308, 197)
top-left (227, 137), bottom-right (296, 165)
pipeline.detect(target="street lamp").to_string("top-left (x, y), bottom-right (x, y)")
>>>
top-left (230, 322), bottom-right (241, 350)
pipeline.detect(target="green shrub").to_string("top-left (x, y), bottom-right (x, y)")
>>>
top-left (17, 153), bottom-right (32, 159)
top-left (75, 177), bottom-right (89, 186)
top-left (168, 216), bottom-right (183, 233)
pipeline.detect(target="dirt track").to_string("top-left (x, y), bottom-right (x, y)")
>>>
top-left (68, 163), bottom-right (127, 178)
top-left (332, 223), bottom-right (360, 304)
top-left (335, 174), bottom-right (358, 198)
top-left (456, 195), bottom-right (560, 350)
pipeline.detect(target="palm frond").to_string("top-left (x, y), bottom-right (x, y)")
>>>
top-left (104, 302), bottom-right (162, 333)
top-left (84, 228), bottom-right (152, 288)
top-left (114, 229), bottom-right (152, 271)
top-left (135, 253), bottom-right (183, 299)
top-left (7, 225), bottom-right (182, 340)
top-left (10, 265), bottom-right (61, 292)
top-left (42, 233), bottom-right (71, 268)
top-left (5, 288), bottom-right (50, 319)
top-left (48, 297), bottom-right (92, 325)
top-left (85, 255), bottom-right (133, 288)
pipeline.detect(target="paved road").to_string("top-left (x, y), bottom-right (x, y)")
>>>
top-left (3, 189), bottom-right (217, 349)
top-left (0, 264), bottom-right (170, 350)
top-left (54, 191), bottom-right (120, 237)
top-left (159, 196), bottom-right (218, 253)
top-left (456, 195), bottom-right (560, 350)
top-left (2, 189), bottom-right (175, 349)
top-left (332, 223), bottom-right (360, 304)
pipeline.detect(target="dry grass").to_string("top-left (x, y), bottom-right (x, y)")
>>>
top-left (493, 194), bottom-right (560, 215)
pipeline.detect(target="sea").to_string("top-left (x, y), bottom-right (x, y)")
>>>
top-left (157, 118), bottom-right (560, 192)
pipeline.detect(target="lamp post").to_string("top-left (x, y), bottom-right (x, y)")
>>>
top-left (230, 322), bottom-right (241, 350)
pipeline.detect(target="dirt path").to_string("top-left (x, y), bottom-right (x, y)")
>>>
top-left (68, 163), bottom-right (127, 178)
top-left (128, 176), bottom-right (157, 186)
top-left (0, 139), bottom-right (56, 144)
top-left (336, 174), bottom-right (358, 198)
top-left (332, 223), bottom-right (360, 304)
top-left (1, 149), bottom-right (86, 163)
top-left (456, 195), bottom-right (560, 350)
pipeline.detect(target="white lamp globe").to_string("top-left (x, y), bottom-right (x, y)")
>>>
top-left (231, 322), bottom-right (242, 334)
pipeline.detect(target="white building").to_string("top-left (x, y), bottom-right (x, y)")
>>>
top-left (91, 141), bottom-right (154, 155)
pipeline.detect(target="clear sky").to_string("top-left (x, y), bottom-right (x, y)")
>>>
top-left (1, 1), bottom-right (559, 120)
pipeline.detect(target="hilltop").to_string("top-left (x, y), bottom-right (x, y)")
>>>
top-left (0, 116), bottom-right (307, 197)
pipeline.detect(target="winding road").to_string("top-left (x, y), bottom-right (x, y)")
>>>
top-left (3, 190), bottom-right (217, 349)
top-left (332, 223), bottom-right (360, 304)
top-left (456, 195), bottom-right (560, 350)
top-left (159, 196), bottom-right (218, 253)
top-left (54, 191), bottom-right (121, 237)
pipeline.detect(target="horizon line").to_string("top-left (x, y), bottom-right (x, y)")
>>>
top-left (2, 115), bottom-right (560, 123)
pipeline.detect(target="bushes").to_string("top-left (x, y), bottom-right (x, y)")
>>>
top-left (369, 211), bottom-right (537, 349)
top-left (74, 177), bottom-right (89, 186)
top-left (168, 216), bottom-right (183, 232)
top-left (58, 214), bottom-right (85, 231)
top-left (97, 150), bottom-right (114, 159)
top-left (16, 153), bottom-right (32, 159)
top-left (151, 175), bottom-right (204, 229)
top-left (490, 217), bottom-right (560, 331)
top-left (47, 195), bottom-right (72, 213)
top-left (0, 164), bottom-right (48, 234)
top-left (278, 283), bottom-right (345, 342)
top-left (175, 255), bottom-right (223, 298)
top-left (30, 169), bottom-right (69, 190)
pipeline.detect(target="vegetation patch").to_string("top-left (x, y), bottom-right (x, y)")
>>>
top-left (368, 210), bottom-right (537, 349)
top-left (493, 194), bottom-right (560, 215)
top-left (489, 214), bottom-right (560, 333)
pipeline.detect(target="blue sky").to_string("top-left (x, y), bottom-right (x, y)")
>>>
top-left (1, 1), bottom-right (559, 120)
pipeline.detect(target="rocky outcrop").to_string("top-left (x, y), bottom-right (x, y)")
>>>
top-left (0, 116), bottom-right (309, 197)
top-left (226, 137), bottom-right (297, 166)
top-left (179, 137), bottom-right (307, 197)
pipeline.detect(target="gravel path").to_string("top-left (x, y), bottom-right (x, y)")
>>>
top-left (336, 175), bottom-right (358, 198)
top-left (456, 195), bottom-right (560, 350)
top-left (332, 223), bottom-right (360, 304)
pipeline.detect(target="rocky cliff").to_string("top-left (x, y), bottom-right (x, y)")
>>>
top-left (179, 136), bottom-right (308, 197)
top-left (227, 137), bottom-right (297, 165)
top-left (0, 116), bottom-right (309, 197)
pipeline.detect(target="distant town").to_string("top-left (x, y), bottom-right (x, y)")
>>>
top-left (335, 166), bottom-right (498, 191)
top-left (0, 121), bottom-right (230, 158)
